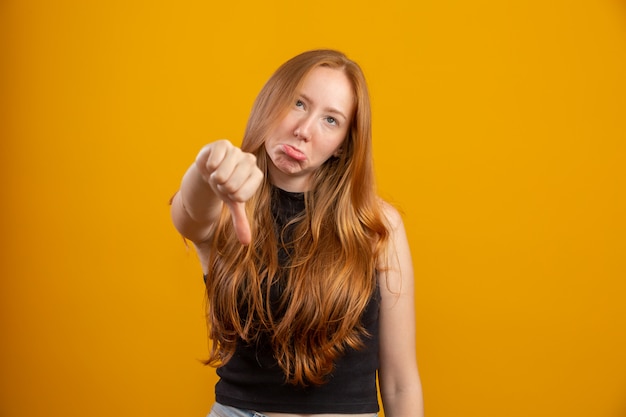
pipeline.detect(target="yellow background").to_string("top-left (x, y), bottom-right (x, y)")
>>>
top-left (2, 0), bottom-right (625, 416)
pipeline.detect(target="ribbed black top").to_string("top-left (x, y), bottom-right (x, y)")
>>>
top-left (213, 187), bottom-right (380, 414)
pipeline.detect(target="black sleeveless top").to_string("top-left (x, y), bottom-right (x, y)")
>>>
top-left (213, 187), bottom-right (380, 414)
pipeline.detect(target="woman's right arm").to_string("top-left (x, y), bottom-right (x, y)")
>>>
top-left (170, 140), bottom-right (264, 245)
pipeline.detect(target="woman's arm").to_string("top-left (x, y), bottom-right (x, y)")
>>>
top-left (377, 202), bottom-right (424, 417)
top-left (170, 140), bottom-right (263, 245)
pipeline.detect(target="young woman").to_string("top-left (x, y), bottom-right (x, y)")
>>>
top-left (171, 50), bottom-right (423, 417)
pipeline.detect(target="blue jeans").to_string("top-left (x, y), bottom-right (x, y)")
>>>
top-left (207, 402), bottom-right (378, 417)
top-left (207, 403), bottom-right (268, 417)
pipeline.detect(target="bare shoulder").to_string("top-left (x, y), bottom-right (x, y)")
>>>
top-left (377, 198), bottom-right (405, 232)
top-left (376, 198), bottom-right (413, 291)
top-left (193, 240), bottom-right (212, 274)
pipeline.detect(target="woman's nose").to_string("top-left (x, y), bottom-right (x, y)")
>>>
top-left (293, 115), bottom-right (313, 141)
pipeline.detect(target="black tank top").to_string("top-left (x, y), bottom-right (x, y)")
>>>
top-left (213, 187), bottom-right (380, 414)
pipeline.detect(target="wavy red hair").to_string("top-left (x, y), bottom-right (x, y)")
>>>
top-left (204, 50), bottom-right (389, 385)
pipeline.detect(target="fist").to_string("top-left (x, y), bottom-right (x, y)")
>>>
top-left (195, 140), bottom-right (264, 244)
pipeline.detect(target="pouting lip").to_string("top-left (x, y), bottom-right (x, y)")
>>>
top-left (281, 144), bottom-right (307, 161)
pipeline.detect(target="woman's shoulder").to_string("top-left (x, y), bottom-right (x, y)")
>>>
top-left (193, 240), bottom-right (212, 275)
top-left (377, 197), bottom-right (404, 231)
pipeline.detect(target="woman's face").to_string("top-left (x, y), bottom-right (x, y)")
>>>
top-left (264, 66), bottom-right (355, 192)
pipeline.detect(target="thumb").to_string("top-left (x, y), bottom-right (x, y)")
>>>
top-left (226, 201), bottom-right (252, 245)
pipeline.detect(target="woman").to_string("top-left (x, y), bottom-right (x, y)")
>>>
top-left (171, 50), bottom-right (423, 417)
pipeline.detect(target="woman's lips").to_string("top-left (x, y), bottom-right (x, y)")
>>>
top-left (281, 144), bottom-right (307, 161)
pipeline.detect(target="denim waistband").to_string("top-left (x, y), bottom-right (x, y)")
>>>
top-left (207, 402), bottom-right (378, 417)
top-left (208, 402), bottom-right (268, 417)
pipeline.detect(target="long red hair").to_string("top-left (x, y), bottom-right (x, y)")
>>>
top-left (205, 50), bottom-right (389, 385)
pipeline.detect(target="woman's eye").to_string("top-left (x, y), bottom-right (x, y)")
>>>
top-left (326, 116), bottom-right (337, 125)
top-left (295, 100), bottom-right (304, 108)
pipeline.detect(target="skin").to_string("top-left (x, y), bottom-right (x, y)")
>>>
top-left (264, 66), bottom-right (354, 193)
top-left (170, 66), bottom-right (424, 417)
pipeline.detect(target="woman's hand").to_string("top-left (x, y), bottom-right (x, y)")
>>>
top-left (194, 140), bottom-right (264, 244)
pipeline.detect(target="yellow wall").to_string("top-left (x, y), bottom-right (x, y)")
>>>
top-left (2, 1), bottom-right (625, 416)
